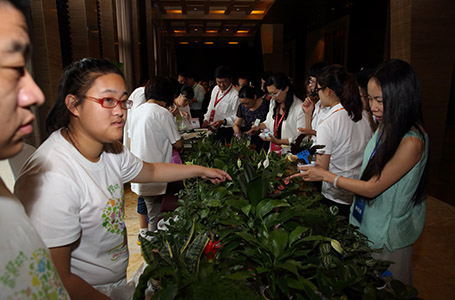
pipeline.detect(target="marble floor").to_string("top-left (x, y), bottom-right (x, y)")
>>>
top-left (124, 185), bottom-right (455, 299)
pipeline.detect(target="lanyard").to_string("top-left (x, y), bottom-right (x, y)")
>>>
top-left (274, 106), bottom-right (286, 136)
top-left (368, 129), bottom-right (384, 162)
top-left (214, 85), bottom-right (232, 107)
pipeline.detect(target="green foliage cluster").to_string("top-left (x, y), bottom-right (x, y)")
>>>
top-left (134, 137), bottom-right (420, 300)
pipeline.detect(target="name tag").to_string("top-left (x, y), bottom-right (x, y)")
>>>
top-left (209, 110), bottom-right (216, 122)
top-left (352, 196), bottom-right (365, 223)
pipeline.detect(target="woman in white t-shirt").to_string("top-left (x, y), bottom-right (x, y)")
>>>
top-left (14, 58), bottom-right (230, 300)
top-left (311, 65), bottom-right (373, 218)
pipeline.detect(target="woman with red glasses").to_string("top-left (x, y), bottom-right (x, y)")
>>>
top-left (14, 58), bottom-right (230, 300)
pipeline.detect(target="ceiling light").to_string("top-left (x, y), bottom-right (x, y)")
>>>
top-left (250, 10), bottom-right (264, 15)
top-left (225, 28), bottom-right (229, 31)
top-left (194, 28), bottom-right (198, 31)
top-left (206, 30), bottom-right (217, 33)
top-left (204, 42), bottom-right (214, 45)
top-left (179, 42), bottom-right (189, 45)
top-left (166, 10), bottom-right (182, 14)
top-left (236, 30), bottom-right (248, 34)
top-left (228, 42), bottom-right (238, 45)
top-left (174, 30), bottom-right (186, 33)
top-left (209, 10), bottom-right (225, 14)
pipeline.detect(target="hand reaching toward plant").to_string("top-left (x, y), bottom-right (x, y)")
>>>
top-left (200, 167), bottom-right (232, 184)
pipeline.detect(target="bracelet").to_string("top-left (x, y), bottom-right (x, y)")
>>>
top-left (333, 175), bottom-right (341, 188)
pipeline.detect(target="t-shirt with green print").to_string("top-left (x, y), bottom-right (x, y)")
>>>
top-left (0, 191), bottom-right (69, 300)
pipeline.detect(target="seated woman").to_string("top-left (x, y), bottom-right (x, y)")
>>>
top-left (293, 59), bottom-right (428, 285)
top-left (232, 86), bottom-right (269, 151)
top-left (251, 73), bottom-right (305, 155)
top-left (14, 58), bottom-right (230, 300)
top-left (308, 65), bottom-right (373, 218)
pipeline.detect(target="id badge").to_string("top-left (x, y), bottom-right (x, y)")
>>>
top-left (352, 196), bottom-right (365, 223)
top-left (209, 110), bottom-right (216, 123)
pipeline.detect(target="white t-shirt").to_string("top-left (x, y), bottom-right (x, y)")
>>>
top-left (312, 100), bottom-right (331, 132)
top-left (15, 130), bottom-right (143, 287)
top-left (203, 84), bottom-right (239, 126)
top-left (124, 87), bottom-right (146, 148)
top-left (130, 102), bottom-right (181, 196)
top-left (0, 187), bottom-right (70, 299)
top-left (316, 104), bottom-right (373, 204)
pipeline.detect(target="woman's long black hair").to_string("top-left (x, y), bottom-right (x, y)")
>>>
top-left (264, 73), bottom-right (294, 120)
top-left (360, 59), bottom-right (428, 205)
top-left (46, 58), bottom-right (124, 134)
top-left (317, 65), bottom-right (363, 122)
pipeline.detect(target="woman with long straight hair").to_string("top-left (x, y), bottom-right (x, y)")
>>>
top-left (15, 58), bottom-right (230, 299)
top-left (310, 65), bottom-right (373, 218)
top-left (292, 59), bottom-right (429, 285)
top-left (252, 73), bottom-right (305, 154)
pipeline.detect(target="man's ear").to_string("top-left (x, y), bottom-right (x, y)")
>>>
top-left (65, 94), bottom-right (80, 117)
top-left (284, 86), bottom-right (290, 93)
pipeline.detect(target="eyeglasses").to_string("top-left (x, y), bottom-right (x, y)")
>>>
top-left (268, 89), bottom-right (282, 99)
top-left (85, 96), bottom-right (133, 110)
top-left (314, 86), bottom-right (324, 93)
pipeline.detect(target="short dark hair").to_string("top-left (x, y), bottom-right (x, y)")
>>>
top-left (180, 85), bottom-right (194, 99)
top-left (214, 65), bottom-right (232, 79)
top-left (145, 76), bottom-right (175, 107)
top-left (46, 58), bottom-right (124, 134)
top-left (238, 86), bottom-right (261, 99)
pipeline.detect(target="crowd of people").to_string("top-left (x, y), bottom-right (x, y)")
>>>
top-left (0, 0), bottom-right (429, 298)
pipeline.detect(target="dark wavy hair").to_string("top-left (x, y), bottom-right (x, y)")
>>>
top-left (317, 65), bottom-right (363, 122)
top-left (46, 58), bottom-right (124, 134)
top-left (144, 76), bottom-right (175, 107)
top-left (360, 59), bottom-right (428, 205)
top-left (265, 73), bottom-right (295, 120)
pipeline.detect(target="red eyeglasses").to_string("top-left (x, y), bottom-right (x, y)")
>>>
top-left (85, 96), bottom-right (133, 109)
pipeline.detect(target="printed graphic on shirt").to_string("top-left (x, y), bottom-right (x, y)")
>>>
top-left (107, 241), bottom-right (129, 262)
top-left (0, 249), bottom-right (68, 299)
top-left (102, 184), bottom-right (126, 235)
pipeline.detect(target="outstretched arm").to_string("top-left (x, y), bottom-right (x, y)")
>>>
top-left (291, 136), bottom-right (424, 198)
top-left (132, 162), bottom-right (231, 184)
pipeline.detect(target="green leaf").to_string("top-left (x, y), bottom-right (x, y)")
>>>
top-left (287, 276), bottom-right (318, 291)
top-left (289, 226), bottom-right (309, 245)
top-left (277, 260), bottom-right (300, 276)
top-left (213, 158), bottom-right (225, 170)
top-left (269, 229), bottom-right (288, 258)
top-left (246, 177), bottom-right (264, 206)
top-left (225, 198), bottom-right (248, 210)
top-left (235, 231), bottom-right (260, 247)
top-left (207, 199), bottom-right (221, 207)
top-left (241, 204), bottom-right (251, 216)
top-left (225, 270), bottom-right (254, 280)
top-left (256, 199), bottom-right (290, 217)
